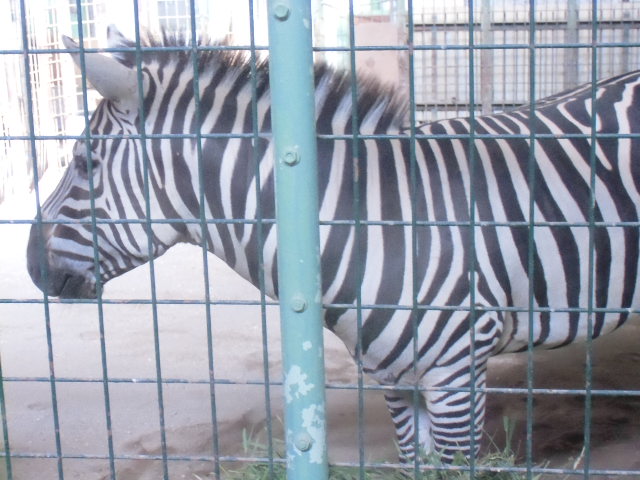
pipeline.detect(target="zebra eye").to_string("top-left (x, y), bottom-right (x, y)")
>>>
top-left (75, 154), bottom-right (100, 177)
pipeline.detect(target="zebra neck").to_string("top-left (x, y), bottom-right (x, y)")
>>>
top-left (161, 59), bottom-right (407, 300)
top-left (182, 136), bottom-right (277, 299)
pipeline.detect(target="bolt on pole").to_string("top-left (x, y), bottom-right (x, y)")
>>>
top-left (266, 1), bottom-right (328, 479)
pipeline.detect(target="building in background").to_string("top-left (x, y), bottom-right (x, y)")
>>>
top-left (2, 0), bottom-right (640, 203)
top-left (0, 0), bottom-right (274, 203)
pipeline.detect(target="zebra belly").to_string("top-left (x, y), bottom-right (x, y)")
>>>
top-left (497, 310), bottom-right (637, 353)
top-left (330, 303), bottom-right (505, 386)
top-left (472, 217), bottom-right (640, 352)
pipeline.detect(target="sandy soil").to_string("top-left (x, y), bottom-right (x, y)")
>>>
top-left (1, 176), bottom-right (639, 479)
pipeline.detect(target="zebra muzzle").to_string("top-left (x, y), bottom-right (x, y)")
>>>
top-left (27, 225), bottom-right (97, 299)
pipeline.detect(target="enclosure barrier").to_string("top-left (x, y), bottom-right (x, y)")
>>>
top-left (2, 1), bottom-right (640, 480)
top-left (267, 0), bottom-right (328, 478)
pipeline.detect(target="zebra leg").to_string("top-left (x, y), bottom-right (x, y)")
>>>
top-left (385, 365), bottom-right (489, 464)
top-left (423, 362), bottom-right (488, 462)
top-left (384, 390), bottom-right (432, 462)
top-left (384, 309), bottom-right (501, 463)
top-left (418, 307), bottom-right (502, 461)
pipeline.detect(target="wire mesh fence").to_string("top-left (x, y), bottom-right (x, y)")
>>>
top-left (2, 0), bottom-right (640, 479)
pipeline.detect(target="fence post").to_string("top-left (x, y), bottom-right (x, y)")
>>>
top-left (564, 0), bottom-right (579, 89)
top-left (266, 1), bottom-right (328, 479)
top-left (480, 0), bottom-right (494, 115)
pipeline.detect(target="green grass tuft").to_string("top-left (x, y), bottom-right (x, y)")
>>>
top-left (198, 418), bottom-right (542, 480)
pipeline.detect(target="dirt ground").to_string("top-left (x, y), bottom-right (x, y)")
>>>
top-left (1, 173), bottom-right (639, 479)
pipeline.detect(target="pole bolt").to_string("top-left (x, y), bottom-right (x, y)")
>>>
top-left (295, 432), bottom-right (313, 452)
top-left (273, 3), bottom-right (290, 21)
top-left (282, 147), bottom-right (300, 166)
top-left (291, 295), bottom-right (307, 312)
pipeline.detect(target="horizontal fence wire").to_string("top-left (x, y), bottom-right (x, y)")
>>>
top-left (5, 448), bottom-right (640, 479)
top-left (7, 131), bottom-right (640, 141)
top-left (6, 40), bottom-right (640, 56)
top-left (4, 299), bottom-right (640, 319)
top-left (2, 375), bottom-right (639, 398)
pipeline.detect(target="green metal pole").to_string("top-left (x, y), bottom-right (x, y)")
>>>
top-left (266, 1), bottom-right (328, 479)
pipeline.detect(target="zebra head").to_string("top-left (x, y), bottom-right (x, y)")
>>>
top-left (27, 27), bottom-right (186, 298)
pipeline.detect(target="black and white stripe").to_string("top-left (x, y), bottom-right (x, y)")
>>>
top-left (27, 29), bottom-right (640, 462)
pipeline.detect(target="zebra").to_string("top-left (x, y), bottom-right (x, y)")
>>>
top-left (26, 26), bottom-right (640, 463)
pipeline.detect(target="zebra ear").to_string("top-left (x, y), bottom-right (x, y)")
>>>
top-left (106, 24), bottom-right (136, 67)
top-left (62, 34), bottom-right (139, 108)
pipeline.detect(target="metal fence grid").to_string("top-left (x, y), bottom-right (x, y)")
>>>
top-left (2, 0), bottom-right (640, 479)
top-left (412, 0), bottom-right (640, 121)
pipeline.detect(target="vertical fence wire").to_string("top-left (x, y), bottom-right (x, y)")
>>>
top-left (346, 2), bottom-right (367, 479)
top-left (71, 2), bottom-right (117, 478)
top-left (247, 0), bottom-right (276, 476)
top-left (18, 0), bottom-right (64, 478)
top-left (131, 2), bottom-right (170, 477)
top-left (583, 0), bottom-right (601, 477)
top-left (525, 1), bottom-right (538, 477)
top-left (187, 1), bottom-right (222, 477)
top-left (406, 0), bottom-right (424, 478)
top-left (466, 2), bottom-right (479, 477)
top-left (0, 353), bottom-right (11, 479)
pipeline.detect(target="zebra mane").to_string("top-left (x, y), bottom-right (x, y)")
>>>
top-left (110, 29), bottom-right (408, 133)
